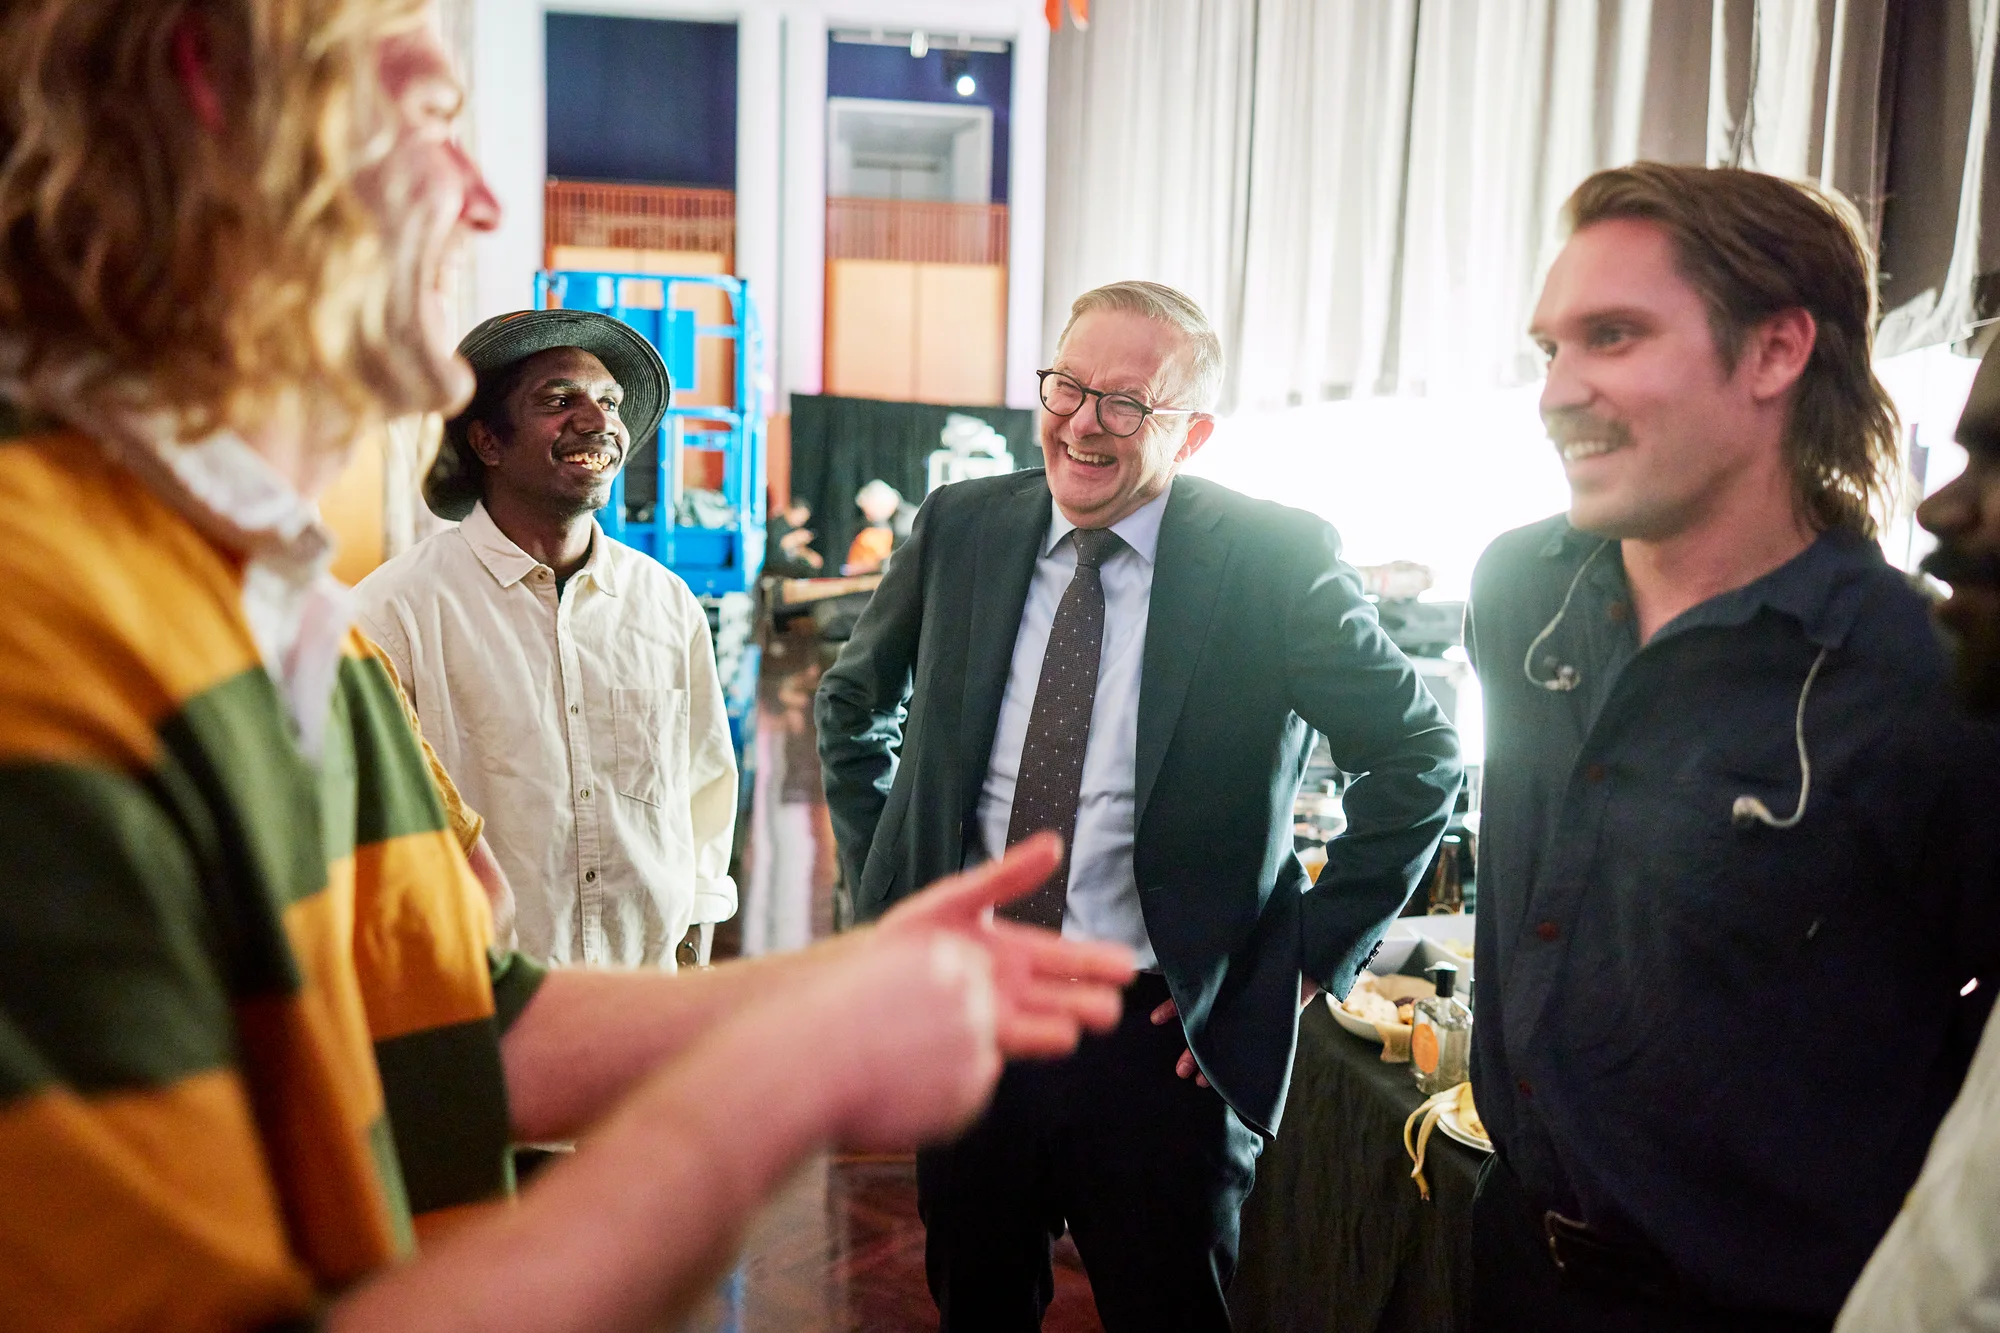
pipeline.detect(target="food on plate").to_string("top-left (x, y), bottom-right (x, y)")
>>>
top-left (1455, 1080), bottom-right (1487, 1140)
top-left (1340, 971), bottom-right (1415, 1027)
top-left (1443, 941), bottom-right (1474, 960)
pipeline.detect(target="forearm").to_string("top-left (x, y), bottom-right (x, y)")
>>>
top-left (814, 686), bottom-right (895, 843)
top-left (333, 996), bottom-right (841, 1333)
top-left (501, 940), bottom-right (865, 1141)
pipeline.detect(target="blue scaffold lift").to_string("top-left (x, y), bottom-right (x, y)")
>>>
top-left (535, 269), bottom-right (765, 774)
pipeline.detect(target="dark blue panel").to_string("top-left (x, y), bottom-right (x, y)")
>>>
top-left (826, 43), bottom-right (1013, 203)
top-left (546, 14), bottom-right (737, 187)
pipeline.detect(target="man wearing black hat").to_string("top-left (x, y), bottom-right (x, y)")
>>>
top-left (358, 309), bottom-right (740, 970)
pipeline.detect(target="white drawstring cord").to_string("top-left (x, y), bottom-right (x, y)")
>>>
top-left (1730, 646), bottom-right (1830, 830)
top-left (1522, 540), bottom-right (1612, 692)
top-left (1520, 536), bottom-right (1828, 832)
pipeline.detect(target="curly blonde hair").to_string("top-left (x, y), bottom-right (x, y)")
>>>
top-left (0, 0), bottom-right (433, 439)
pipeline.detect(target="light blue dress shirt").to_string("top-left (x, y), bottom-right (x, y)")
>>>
top-left (976, 485), bottom-right (1171, 968)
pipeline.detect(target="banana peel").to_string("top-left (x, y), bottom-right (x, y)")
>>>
top-left (1402, 1086), bottom-right (1459, 1201)
top-left (1402, 1080), bottom-right (1489, 1200)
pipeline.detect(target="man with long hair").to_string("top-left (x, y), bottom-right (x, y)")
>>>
top-left (1465, 163), bottom-right (2000, 1330)
top-left (0, 4), bottom-right (1133, 1330)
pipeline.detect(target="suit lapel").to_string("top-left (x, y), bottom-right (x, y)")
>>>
top-left (959, 472), bottom-right (1052, 825)
top-left (1136, 479), bottom-right (1232, 826)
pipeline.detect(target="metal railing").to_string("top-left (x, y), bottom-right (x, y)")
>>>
top-left (825, 197), bottom-right (1009, 266)
top-left (545, 180), bottom-right (736, 266)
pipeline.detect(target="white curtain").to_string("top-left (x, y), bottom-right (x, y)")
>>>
top-left (1046, 0), bottom-right (2000, 411)
top-left (1043, 1), bottom-right (1259, 383)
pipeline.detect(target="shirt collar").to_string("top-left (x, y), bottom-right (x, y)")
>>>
top-left (109, 416), bottom-right (335, 575)
top-left (79, 409), bottom-right (349, 757)
top-left (1044, 482), bottom-right (1173, 564)
top-left (1668, 526), bottom-right (1880, 650)
top-left (1541, 518), bottom-right (1881, 650)
top-left (461, 501), bottom-right (619, 596)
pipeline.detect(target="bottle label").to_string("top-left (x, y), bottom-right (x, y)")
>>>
top-left (1413, 1020), bottom-right (1439, 1074)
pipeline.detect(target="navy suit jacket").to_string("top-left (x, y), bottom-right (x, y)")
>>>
top-left (815, 470), bottom-right (1461, 1134)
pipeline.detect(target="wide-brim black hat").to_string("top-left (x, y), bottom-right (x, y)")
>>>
top-left (424, 309), bottom-right (672, 521)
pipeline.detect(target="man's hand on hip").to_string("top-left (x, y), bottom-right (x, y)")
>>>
top-left (1151, 978), bottom-right (1320, 1089)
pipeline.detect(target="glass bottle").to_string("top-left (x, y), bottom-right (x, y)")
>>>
top-left (1412, 962), bottom-right (1472, 1095)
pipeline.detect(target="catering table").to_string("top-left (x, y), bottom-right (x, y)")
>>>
top-left (1230, 998), bottom-right (1483, 1333)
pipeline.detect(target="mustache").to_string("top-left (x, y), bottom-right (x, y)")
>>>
top-left (1544, 408), bottom-right (1633, 450)
top-left (1920, 542), bottom-right (2000, 589)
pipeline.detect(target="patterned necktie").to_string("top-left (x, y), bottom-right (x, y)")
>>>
top-left (1000, 526), bottom-right (1123, 929)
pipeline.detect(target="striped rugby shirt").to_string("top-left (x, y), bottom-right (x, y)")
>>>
top-left (0, 407), bottom-right (544, 1331)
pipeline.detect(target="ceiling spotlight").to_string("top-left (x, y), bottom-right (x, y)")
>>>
top-left (956, 73), bottom-right (977, 97)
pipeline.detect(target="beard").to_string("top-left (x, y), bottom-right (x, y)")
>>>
top-left (1947, 613), bottom-right (2000, 717)
top-left (1921, 542), bottom-right (2000, 716)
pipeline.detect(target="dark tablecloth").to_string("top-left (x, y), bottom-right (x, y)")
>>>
top-left (1231, 999), bottom-right (1482, 1333)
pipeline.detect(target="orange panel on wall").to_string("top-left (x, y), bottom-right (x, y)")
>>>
top-left (916, 264), bottom-right (1008, 406)
top-left (825, 259), bottom-right (918, 401)
top-left (824, 260), bottom-right (1008, 406)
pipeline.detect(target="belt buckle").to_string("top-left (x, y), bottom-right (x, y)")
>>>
top-left (1541, 1210), bottom-right (1589, 1273)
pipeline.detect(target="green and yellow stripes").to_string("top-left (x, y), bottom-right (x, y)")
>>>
top-left (0, 428), bottom-right (539, 1318)
top-left (374, 1016), bottom-right (516, 1214)
top-left (0, 431), bottom-right (263, 773)
top-left (0, 762), bottom-right (232, 1100)
top-left (0, 759), bottom-right (322, 1330)
top-left (335, 647), bottom-right (456, 855)
top-left (0, 1072), bottom-right (319, 1333)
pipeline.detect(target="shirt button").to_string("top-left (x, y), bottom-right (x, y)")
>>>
top-left (569, 704), bottom-right (580, 715)
top-left (1535, 920), bottom-right (1561, 942)
top-left (584, 869), bottom-right (597, 883)
top-left (535, 569), bottom-right (549, 580)
top-left (1584, 762), bottom-right (1607, 784)
top-left (579, 788), bottom-right (592, 801)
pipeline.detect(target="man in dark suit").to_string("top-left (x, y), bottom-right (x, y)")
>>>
top-left (816, 280), bottom-right (1463, 1331)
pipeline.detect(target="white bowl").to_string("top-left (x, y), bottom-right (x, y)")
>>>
top-left (1408, 914), bottom-right (1475, 993)
top-left (1369, 919), bottom-right (1421, 976)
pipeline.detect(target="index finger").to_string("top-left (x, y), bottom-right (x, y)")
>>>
top-left (988, 918), bottom-right (1138, 985)
top-left (889, 833), bottom-right (1065, 926)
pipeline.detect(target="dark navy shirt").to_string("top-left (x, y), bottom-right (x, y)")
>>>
top-left (1467, 516), bottom-right (2000, 1318)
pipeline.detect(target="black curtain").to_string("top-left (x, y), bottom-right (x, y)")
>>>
top-left (788, 394), bottom-right (1036, 569)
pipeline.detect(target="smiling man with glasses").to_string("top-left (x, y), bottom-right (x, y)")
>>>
top-left (818, 279), bottom-right (1463, 1330)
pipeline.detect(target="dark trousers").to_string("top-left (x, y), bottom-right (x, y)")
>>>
top-left (1471, 1153), bottom-right (1834, 1333)
top-left (917, 973), bottom-right (1263, 1332)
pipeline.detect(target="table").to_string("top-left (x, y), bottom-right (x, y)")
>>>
top-left (1230, 999), bottom-right (1484, 1333)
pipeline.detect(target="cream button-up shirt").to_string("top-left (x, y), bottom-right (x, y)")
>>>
top-left (356, 502), bottom-right (737, 969)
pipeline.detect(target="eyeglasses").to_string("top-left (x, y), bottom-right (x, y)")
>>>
top-left (1036, 369), bottom-right (1197, 439)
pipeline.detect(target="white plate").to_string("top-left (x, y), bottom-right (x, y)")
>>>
top-left (1326, 994), bottom-right (1401, 1044)
top-left (1324, 975), bottom-right (1428, 1044)
top-left (1438, 1102), bottom-right (1493, 1155)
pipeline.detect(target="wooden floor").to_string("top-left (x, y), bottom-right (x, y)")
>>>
top-left (680, 1155), bottom-right (1100, 1332)
top-left (684, 625), bottom-right (1104, 1333)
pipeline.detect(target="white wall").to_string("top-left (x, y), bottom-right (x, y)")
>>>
top-left (470, 0), bottom-right (1050, 405)
top-left (470, 0), bottom-right (546, 318)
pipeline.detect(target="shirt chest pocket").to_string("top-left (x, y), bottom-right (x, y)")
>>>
top-left (612, 687), bottom-right (689, 808)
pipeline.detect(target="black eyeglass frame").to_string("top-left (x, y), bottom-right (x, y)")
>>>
top-left (1035, 369), bottom-right (1199, 439)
